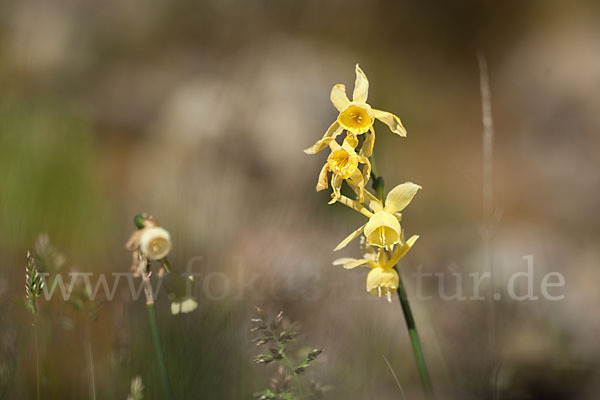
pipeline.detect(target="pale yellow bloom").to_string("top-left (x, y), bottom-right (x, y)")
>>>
top-left (140, 227), bottom-right (172, 260)
top-left (366, 267), bottom-right (398, 302)
top-left (316, 136), bottom-right (371, 202)
top-left (333, 235), bottom-right (419, 301)
top-left (304, 64), bottom-right (407, 155)
top-left (333, 182), bottom-right (421, 251)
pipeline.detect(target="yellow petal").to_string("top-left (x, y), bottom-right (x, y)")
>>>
top-left (333, 257), bottom-right (370, 269)
top-left (340, 138), bottom-right (356, 153)
top-left (328, 139), bottom-right (341, 151)
top-left (373, 109), bottom-right (407, 137)
top-left (353, 64), bottom-right (369, 103)
top-left (384, 182), bottom-right (422, 214)
top-left (343, 133), bottom-right (359, 149)
top-left (331, 84), bottom-right (350, 112)
top-left (334, 194), bottom-right (374, 218)
top-left (346, 167), bottom-right (363, 184)
top-left (333, 257), bottom-right (355, 265)
top-left (316, 163), bottom-right (329, 192)
top-left (331, 174), bottom-right (343, 199)
top-left (363, 189), bottom-right (380, 205)
top-left (359, 156), bottom-right (372, 185)
top-left (304, 121), bottom-right (343, 154)
top-left (368, 195), bottom-right (383, 213)
top-left (388, 235), bottom-right (419, 266)
top-left (334, 223), bottom-right (366, 251)
top-left (360, 128), bottom-right (375, 157)
top-left (346, 169), bottom-right (366, 203)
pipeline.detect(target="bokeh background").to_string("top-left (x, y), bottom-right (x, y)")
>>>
top-left (1, 0), bottom-right (599, 399)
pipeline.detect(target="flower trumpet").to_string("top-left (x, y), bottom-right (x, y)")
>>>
top-left (316, 136), bottom-right (371, 202)
top-left (333, 235), bottom-right (418, 301)
top-left (333, 182), bottom-right (421, 251)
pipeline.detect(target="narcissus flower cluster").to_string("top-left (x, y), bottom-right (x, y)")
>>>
top-left (305, 65), bottom-right (420, 302)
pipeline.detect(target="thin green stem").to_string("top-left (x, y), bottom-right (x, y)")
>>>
top-left (85, 325), bottom-right (97, 400)
top-left (395, 267), bottom-right (433, 397)
top-left (370, 153), bottom-right (434, 398)
top-left (368, 155), bottom-right (385, 203)
top-left (267, 326), bottom-right (304, 397)
top-left (368, 152), bottom-right (379, 178)
top-left (146, 303), bottom-right (174, 400)
top-left (34, 316), bottom-right (40, 400)
top-left (282, 353), bottom-right (304, 398)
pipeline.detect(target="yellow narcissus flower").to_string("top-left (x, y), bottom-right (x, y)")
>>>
top-left (316, 135), bottom-right (371, 202)
top-left (333, 235), bottom-right (419, 301)
top-left (333, 182), bottom-right (421, 251)
top-left (366, 267), bottom-right (399, 302)
top-left (140, 227), bottom-right (172, 260)
top-left (304, 64), bottom-right (407, 156)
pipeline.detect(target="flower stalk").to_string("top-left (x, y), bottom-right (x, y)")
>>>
top-left (34, 317), bottom-right (40, 400)
top-left (126, 214), bottom-right (176, 400)
top-left (371, 165), bottom-right (433, 398)
top-left (146, 301), bottom-right (173, 400)
top-left (305, 64), bottom-right (433, 397)
top-left (142, 258), bottom-right (174, 400)
top-left (396, 270), bottom-right (433, 396)
top-left (85, 324), bottom-right (97, 400)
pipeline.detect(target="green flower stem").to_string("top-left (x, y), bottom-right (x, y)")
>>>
top-left (395, 267), bottom-right (433, 397)
top-left (34, 315), bottom-right (40, 400)
top-left (368, 156), bottom-right (386, 204)
top-left (146, 303), bottom-right (174, 400)
top-left (370, 153), bottom-right (434, 398)
top-left (85, 325), bottom-right (97, 400)
top-left (144, 276), bottom-right (174, 400)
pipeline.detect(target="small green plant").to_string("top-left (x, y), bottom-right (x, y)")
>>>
top-left (251, 308), bottom-right (326, 400)
top-left (25, 252), bottom-right (44, 316)
top-left (126, 376), bottom-right (144, 400)
top-left (25, 251), bottom-right (44, 400)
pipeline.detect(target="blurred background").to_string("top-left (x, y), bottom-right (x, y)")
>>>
top-left (1, 0), bottom-right (599, 399)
